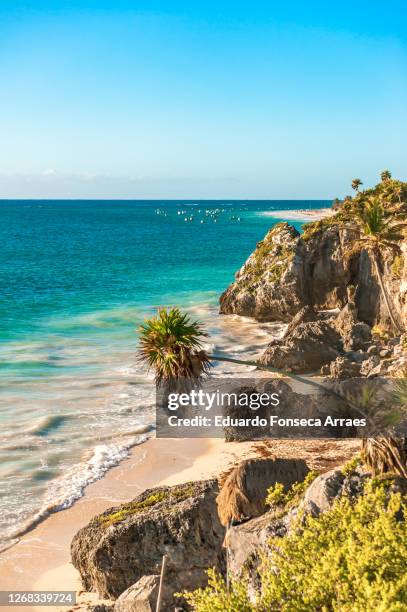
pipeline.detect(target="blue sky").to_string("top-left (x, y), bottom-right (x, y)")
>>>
top-left (0, 1), bottom-right (406, 199)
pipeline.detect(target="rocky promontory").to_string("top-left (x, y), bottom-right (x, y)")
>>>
top-left (220, 179), bottom-right (407, 376)
top-left (220, 215), bottom-right (406, 330)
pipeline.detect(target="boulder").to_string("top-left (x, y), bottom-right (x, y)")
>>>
top-left (329, 356), bottom-right (361, 380)
top-left (360, 354), bottom-right (381, 376)
top-left (260, 320), bottom-right (342, 373)
top-left (113, 576), bottom-right (160, 612)
top-left (71, 480), bottom-right (225, 607)
top-left (225, 510), bottom-right (291, 578)
top-left (283, 305), bottom-right (318, 337)
top-left (302, 468), bottom-right (369, 516)
top-left (333, 302), bottom-right (371, 351)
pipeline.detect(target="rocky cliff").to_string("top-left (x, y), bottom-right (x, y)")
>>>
top-left (220, 217), bottom-right (407, 330)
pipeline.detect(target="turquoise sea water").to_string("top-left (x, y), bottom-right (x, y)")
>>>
top-left (0, 199), bottom-right (329, 546)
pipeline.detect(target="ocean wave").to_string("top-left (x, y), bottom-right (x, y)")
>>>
top-left (5, 427), bottom-right (153, 548)
top-left (29, 414), bottom-right (69, 437)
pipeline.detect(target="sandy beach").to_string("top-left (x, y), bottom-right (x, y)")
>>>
top-left (260, 208), bottom-right (335, 221)
top-left (0, 437), bottom-right (258, 610)
top-left (0, 432), bottom-right (359, 611)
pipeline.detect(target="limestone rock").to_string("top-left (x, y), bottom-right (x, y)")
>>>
top-left (113, 576), bottom-right (160, 612)
top-left (302, 468), bottom-right (369, 516)
top-left (219, 223), bottom-right (305, 321)
top-left (329, 356), bottom-right (361, 380)
top-left (360, 354), bottom-right (381, 376)
top-left (86, 604), bottom-right (114, 612)
top-left (260, 320), bottom-right (342, 373)
top-left (220, 216), bottom-right (407, 330)
top-left (225, 510), bottom-right (291, 578)
top-left (283, 305), bottom-right (318, 337)
top-left (71, 480), bottom-right (225, 607)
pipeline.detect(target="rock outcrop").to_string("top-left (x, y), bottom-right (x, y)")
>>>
top-left (260, 320), bottom-right (342, 373)
top-left (219, 223), bottom-right (306, 321)
top-left (220, 217), bottom-right (407, 330)
top-left (71, 480), bottom-right (225, 608)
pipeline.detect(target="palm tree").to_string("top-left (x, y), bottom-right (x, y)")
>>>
top-left (381, 169), bottom-right (392, 182)
top-left (351, 178), bottom-right (363, 192)
top-left (138, 307), bottom-right (211, 390)
top-left (352, 196), bottom-right (405, 333)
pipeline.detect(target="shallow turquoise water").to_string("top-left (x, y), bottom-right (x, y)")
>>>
top-left (0, 199), bottom-right (329, 545)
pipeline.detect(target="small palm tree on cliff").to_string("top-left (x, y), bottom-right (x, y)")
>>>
top-left (381, 169), bottom-right (392, 182)
top-left (351, 178), bottom-right (363, 192)
top-left (138, 307), bottom-right (211, 389)
top-left (352, 196), bottom-right (405, 333)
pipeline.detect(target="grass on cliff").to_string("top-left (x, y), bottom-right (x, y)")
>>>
top-left (99, 484), bottom-right (196, 527)
top-left (181, 476), bottom-right (407, 611)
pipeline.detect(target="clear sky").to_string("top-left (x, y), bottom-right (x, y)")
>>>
top-left (1, 1), bottom-right (406, 199)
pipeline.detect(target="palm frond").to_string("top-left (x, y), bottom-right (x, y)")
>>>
top-left (138, 307), bottom-right (211, 383)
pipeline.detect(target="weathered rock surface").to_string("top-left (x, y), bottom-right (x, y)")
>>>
top-left (222, 379), bottom-right (350, 441)
top-left (283, 305), bottom-right (318, 337)
top-left (260, 320), bottom-right (342, 373)
top-left (329, 356), bottom-right (361, 379)
top-left (226, 466), bottom-right (370, 581)
top-left (333, 302), bottom-right (371, 351)
top-left (113, 575), bottom-right (160, 612)
top-left (85, 603), bottom-right (114, 612)
top-left (225, 510), bottom-right (291, 578)
top-left (71, 480), bottom-right (225, 607)
top-left (219, 223), bottom-right (305, 321)
top-left (220, 217), bottom-right (407, 330)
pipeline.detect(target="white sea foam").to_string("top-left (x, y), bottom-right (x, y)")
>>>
top-left (4, 428), bottom-right (152, 547)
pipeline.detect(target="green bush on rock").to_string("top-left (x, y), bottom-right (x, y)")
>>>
top-left (181, 478), bottom-right (407, 611)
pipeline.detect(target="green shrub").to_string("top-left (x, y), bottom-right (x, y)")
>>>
top-left (182, 478), bottom-right (407, 611)
top-left (341, 454), bottom-right (363, 477)
top-left (265, 470), bottom-right (319, 510)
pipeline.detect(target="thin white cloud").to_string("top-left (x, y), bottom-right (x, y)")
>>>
top-left (42, 168), bottom-right (57, 176)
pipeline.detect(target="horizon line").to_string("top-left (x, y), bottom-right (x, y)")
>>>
top-left (0, 197), bottom-right (335, 202)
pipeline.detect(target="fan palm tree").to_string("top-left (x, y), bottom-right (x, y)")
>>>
top-left (351, 196), bottom-right (405, 333)
top-left (351, 178), bottom-right (363, 192)
top-left (138, 307), bottom-right (211, 389)
top-left (381, 169), bottom-right (392, 182)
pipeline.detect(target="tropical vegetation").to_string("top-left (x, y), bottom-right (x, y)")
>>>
top-left (182, 477), bottom-right (407, 611)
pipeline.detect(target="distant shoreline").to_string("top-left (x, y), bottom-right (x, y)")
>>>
top-left (260, 208), bottom-right (334, 221)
